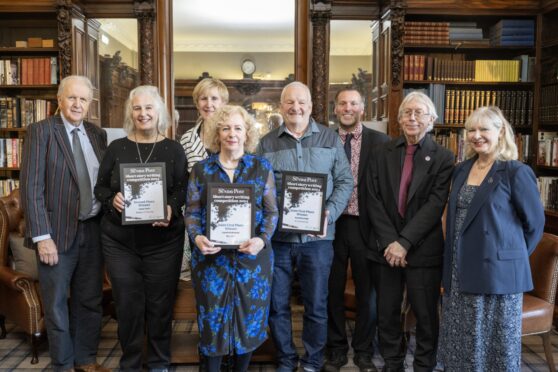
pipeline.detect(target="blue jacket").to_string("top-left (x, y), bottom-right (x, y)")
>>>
top-left (442, 158), bottom-right (545, 295)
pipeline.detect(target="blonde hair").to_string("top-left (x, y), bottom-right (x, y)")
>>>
top-left (464, 106), bottom-right (518, 161)
top-left (123, 85), bottom-right (170, 134)
top-left (398, 91), bottom-right (438, 132)
top-left (193, 78), bottom-right (229, 109)
top-left (205, 105), bottom-right (260, 153)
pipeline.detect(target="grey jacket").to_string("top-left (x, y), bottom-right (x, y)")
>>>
top-left (256, 120), bottom-right (353, 243)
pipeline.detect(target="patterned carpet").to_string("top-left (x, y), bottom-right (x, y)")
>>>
top-left (1, 316), bottom-right (557, 371)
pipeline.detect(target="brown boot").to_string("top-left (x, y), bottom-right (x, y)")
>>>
top-left (74, 363), bottom-right (110, 372)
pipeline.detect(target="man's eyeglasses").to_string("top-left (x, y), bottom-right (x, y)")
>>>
top-left (402, 109), bottom-right (430, 119)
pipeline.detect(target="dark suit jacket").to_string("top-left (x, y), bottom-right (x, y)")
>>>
top-left (366, 135), bottom-right (454, 267)
top-left (337, 126), bottom-right (390, 242)
top-left (21, 115), bottom-right (107, 252)
top-left (443, 158), bottom-right (544, 295)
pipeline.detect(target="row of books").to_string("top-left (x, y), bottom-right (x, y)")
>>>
top-left (0, 138), bottom-right (23, 168)
top-left (538, 177), bottom-right (558, 210)
top-left (0, 179), bottom-right (18, 197)
top-left (445, 89), bottom-right (532, 127)
top-left (404, 19), bottom-right (535, 46)
top-left (404, 54), bottom-right (528, 82)
top-left (489, 19), bottom-right (535, 47)
top-left (541, 85), bottom-right (558, 123)
top-left (0, 57), bottom-right (58, 86)
top-left (0, 97), bottom-right (55, 128)
top-left (432, 130), bottom-right (531, 163)
top-left (537, 131), bottom-right (558, 167)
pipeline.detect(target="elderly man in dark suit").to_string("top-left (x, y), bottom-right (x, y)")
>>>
top-left (366, 91), bottom-right (454, 372)
top-left (20, 75), bottom-right (108, 372)
top-left (323, 88), bottom-right (389, 372)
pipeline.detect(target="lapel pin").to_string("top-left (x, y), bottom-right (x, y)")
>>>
top-left (488, 177), bottom-right (493, 183)
top-left (425, 156), bottom-right (431, 161)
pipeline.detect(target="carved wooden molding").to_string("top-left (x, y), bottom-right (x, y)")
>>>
top-left (390, 0), bottom-right (406, 87)
top-left (310, 1), bottom-right (332, 126)
top-left (56, 0), bottom-right (73, 79)
top-left (134, 0), bottom-right (155, 85)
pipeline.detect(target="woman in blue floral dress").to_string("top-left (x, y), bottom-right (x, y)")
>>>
top-left (438, 106), bottom-right (544, 371)
top-left (185, 105), bottom-right (278, 372)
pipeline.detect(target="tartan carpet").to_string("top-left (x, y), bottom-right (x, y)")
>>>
top-left (0, 316), bottom-right (557, 371)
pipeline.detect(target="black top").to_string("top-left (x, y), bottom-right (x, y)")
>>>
top-left (94, 136), bottom-right (188, 247)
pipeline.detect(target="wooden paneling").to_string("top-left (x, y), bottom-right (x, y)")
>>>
top-left (0, 0), bottom-right (56, 13)
top-left (296, 0), bottom-right (310, 83)
top-left (79, 0), bottom-right (135, 18)
top-left (540, 0), bottom-right (558, 12)
top-left (332, 0), bottom-right (380, 19)
top-left (72, 16), bottom-right (85, 76)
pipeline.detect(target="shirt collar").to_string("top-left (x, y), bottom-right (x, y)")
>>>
top-left (61, 113), bottom-right (85, 133)
top-left (278, 119), bottom-right (321, 139)
top-left (339, 122), bottom-right (363, 140)
top-left (396, 134), bottom-right (426, 149)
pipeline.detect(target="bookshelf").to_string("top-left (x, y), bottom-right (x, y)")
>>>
top-left (0, 12), bottom-right (59, 196)
top-left (401, 14), bottom-right (537, 163)
top-left (535, 6), bottom-right (558, 234)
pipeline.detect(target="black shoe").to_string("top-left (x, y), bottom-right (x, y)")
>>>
top-left (381, 366), bottom-right (404, 372)
top-left (322, 350), bottom-right (348, 371)
top-left (354, 354), bottom-right (378, 372)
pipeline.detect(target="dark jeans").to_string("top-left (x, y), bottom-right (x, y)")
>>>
top-left (37, 217), bottom-right (104, 372)
top-left (269, 239), bottom-right (334, 371)
top-left (102, 232), bottom-right (183, 371)
top-left (327, 215), bottom-right (377, 357)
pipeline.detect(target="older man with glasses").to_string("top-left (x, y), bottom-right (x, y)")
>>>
top-left (365, 91), bottom-right (454, 372)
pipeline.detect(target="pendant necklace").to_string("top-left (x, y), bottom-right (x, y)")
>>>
top-left (135, 132), bottom-right (159, 164)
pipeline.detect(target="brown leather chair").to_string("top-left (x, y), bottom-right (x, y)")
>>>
top-left (0, 188), bottom-right (113, 364)
top-left (0, 189), bottom-right (43, 363)
top-left (522, 232), bottom-right (558, 372)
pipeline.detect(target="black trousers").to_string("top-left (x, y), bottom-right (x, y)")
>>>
top-left (373, 262), bottom-right (441, 372)
top-left (37, 217), bottom-right (104, 371)
top-left (102, 232), bottom-right (183, 371)
top-left (327, 215), bottom-right (377, 356)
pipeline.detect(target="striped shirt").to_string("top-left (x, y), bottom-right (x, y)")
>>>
top-left (180, 118), bottom-right (208, 173)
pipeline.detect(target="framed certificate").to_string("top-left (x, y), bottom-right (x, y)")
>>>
top-left (120, 163), bottom-right (167, 225)
top-left (207, 183), bottom-right (255, 249)
top-left (278, 171), bottom-right (327, 235)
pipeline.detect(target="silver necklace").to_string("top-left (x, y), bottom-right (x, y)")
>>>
top-left (134, 132), bottom-right (159, 164)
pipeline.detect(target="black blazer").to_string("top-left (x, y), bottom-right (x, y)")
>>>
top-left (366, 135), bottom-right (454, 267)
top-left (345, 126), bottom-right (390, 242)
top-left (21, 116), bottom-right (107, 252)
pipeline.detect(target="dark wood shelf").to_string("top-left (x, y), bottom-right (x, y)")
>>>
top-left (0, 84), bottom-right (57, 89)
top-left (404, 80), bottom-right (533, 86)
top-left (542, 81), bottom-right (558, 88)
top-left (434, 124), bottom-right (465, 129)
top-left (537, 165), bottom-right (558, 171)
top-left (546, 209), bottom-right (558, 218)
top-left (542, 39), bottom-right (558, 48)
top-left (0, 128), bottom-right (26, 132)
top-left (0, 167), bottom-right (20, 171)
top-left (404, 44), bottom-right (534, 51)
top-left (0, 47), bottom-right (58, 53)
top-left (540, 122), bottom-right (558, 129)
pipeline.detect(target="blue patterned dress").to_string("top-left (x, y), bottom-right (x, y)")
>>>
top-left (438, 183), bottom-right (523, 372)
top-left (185, 153), bottom-right (278, 356)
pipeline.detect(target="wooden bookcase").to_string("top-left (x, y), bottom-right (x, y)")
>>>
top-left (0, 12), bottom-right (59, 196)
top-left (400, 14), bottom-right (536, 163)
top-left (535, 5), bottom-right (558, 234)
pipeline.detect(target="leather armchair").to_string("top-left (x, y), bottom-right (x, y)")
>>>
top-left (0, 189), bottom-right (43, 364)
top-left (0, 189), bottom-right (113, 364)
top-left (522, 232), bottom-right (558, 372)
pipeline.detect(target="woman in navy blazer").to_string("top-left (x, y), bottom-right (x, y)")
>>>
top-left (438, 106), bottom-right (544, 371)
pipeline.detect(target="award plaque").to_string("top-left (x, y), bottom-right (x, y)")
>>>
top-left (120, 163), bottom-right (167, 225)
top-left (207, 183), bottom-right (255, 249)
top-left (279, 171), bottom-right (327, 235)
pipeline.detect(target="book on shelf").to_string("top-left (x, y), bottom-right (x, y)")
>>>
top-left (0, 138), bottom-right (23, 168)
top-left (0, 179), bottom-right (19, 197)
top-left (538, 131), bottom-right (558, 166)
top-left (489, 19), bottom-right (535, 47)
top-left (0, 96), bottom-right (55, 128)
top-left (538, 177), bottom-right (558, 210)
top-left (0, 57), bottom-right (58, 85)
top-left (541, 85), bottom-right (558, 123)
